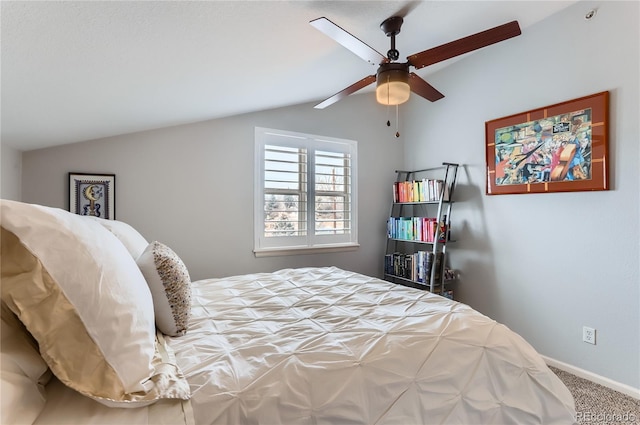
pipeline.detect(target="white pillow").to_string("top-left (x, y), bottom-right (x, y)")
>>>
top-left (138, 241), bottom-right (192, 337)
top-left (1, 303), bottom-right (51, 425)
top-left (0, 200), bottom-right (190, 407)
top-left (1, 364), bottom-right (47, 425)
top-left (83, 216), bottom-right (149, 259)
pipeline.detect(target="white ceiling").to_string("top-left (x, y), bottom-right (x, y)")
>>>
top-left (1, 0), bottom-right (580, 151)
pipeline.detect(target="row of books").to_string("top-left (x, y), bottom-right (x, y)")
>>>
top-left (441, 289), bottom-right (454, 300)
top-left (393, 179), bottom-right (450, 203)
top-left (387, 216), bottom-right (447, 243)
top-left (384, 251), bottom-right (444, 284)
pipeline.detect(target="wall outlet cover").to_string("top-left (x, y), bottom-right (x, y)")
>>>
top-left (583, 326), bottom-right (596, 345)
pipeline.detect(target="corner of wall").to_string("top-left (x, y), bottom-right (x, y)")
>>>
top-left (1, 143), bottom-right (23, 201)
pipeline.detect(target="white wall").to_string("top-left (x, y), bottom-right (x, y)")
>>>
top-left (22, 94), bottom-right (404, 281)
top-left (402, 1), bottom-right (639, 389)
top-left (1, 142), bottom-right (22, 200)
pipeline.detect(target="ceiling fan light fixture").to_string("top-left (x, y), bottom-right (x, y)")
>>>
top-left (376, 64), bottom-right (410, 105)
top-left (311, 16), bottom-right (521, 109)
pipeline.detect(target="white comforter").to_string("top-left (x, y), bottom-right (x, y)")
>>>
top-left (167, 267), bottom-right (576, 425)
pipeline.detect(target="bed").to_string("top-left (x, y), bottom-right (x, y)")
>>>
top-left (1, 200), bottom-right (576, 425)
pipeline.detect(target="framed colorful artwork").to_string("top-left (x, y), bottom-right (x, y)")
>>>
top-left (485, 91), bottom-right (609, 195)
top-left (68, 173), bottom-right (116, 219)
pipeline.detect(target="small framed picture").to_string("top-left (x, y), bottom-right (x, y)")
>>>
top-left (68, 173), bottom-right (116, 219)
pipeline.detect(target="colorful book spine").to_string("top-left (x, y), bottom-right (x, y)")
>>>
top-left (394, 179), bottom-right (449, 203)
top-left (388, 217), bottom-right (439, 242)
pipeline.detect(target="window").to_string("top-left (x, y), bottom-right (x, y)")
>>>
top-left (254, 127), bottom-right (358, 256)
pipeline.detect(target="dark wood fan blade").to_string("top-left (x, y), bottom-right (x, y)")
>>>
top-left (408, 73), bottom-right (444, 102)
top-left (314, 75), bottom-right (376, 109)
top-left (310, 17), bottom-right (387, 65)
top-left (408, 21), bottom-right (521, 69)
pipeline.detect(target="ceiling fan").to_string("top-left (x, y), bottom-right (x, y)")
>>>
top-left (310, 16), bottom-right (521, 109)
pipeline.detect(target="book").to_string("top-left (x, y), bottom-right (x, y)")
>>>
top-left (388, 216), bottom-right (438, 241)
top-left (441, 289), bottom-right (454, 300)
top-left (394, 178), bottom-right (451, 203)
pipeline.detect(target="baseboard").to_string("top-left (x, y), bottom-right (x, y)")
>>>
top-left (543, 355), bottom-right (640, 400)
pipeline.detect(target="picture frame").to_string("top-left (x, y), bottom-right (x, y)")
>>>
top-left (68, 173), bottom-right (116, 219)
top-left (485, 91), bottom-right (609, 195)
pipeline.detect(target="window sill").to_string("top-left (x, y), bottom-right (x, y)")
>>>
top-left (253, 243), bottom-right (360, 258)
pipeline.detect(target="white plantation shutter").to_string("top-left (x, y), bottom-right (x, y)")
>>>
top-left (264, 144), bottom-right (308, 238)
top-left (254, 127), bottom-right (358, 255)
top-left (314, 149), bottom-right (352, 236)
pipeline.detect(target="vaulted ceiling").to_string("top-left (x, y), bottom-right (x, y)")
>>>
top-left (1, 1), bottom-right (579, 151)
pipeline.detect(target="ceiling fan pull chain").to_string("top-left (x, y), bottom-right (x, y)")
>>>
top-left (395, 105), bottom-right (400, 138)
top-left (386, 75), bottom-right (391, 127)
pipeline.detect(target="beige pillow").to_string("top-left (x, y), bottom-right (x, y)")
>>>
top-left (138, 241), bottom-right (192, 337)
top-left (0, 200), bottom-right (190, 407)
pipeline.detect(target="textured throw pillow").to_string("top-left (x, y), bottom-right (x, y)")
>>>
top-left (137, 241), bottom-right (192, 337)
top-left (0, 200), bottom-right (190, 407)
top-left (83, 216), bottom-right (149, 260)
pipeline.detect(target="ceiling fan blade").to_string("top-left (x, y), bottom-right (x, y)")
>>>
top-left (408, 20), bottom-right (521, 69)
top-left (314, 75), bottom-right (377, 109)
top-left (310, 17), bottom-right (388, 65)
top-left (408, 73), bottom-right (444, 102)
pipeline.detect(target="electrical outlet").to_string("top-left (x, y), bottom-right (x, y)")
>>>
top-left (583, 326), bottom-right (596, 345)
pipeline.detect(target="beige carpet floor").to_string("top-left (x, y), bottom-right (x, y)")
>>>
top-left (550, 366), bottom-right (640, 424)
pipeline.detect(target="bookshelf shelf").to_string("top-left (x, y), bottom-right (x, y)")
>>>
top-left (393, 198), bottom-right (455, 205)
top-left (388, 238), bottom-right (435, 244)
top-left (384, 162), bottom-right (459, 299)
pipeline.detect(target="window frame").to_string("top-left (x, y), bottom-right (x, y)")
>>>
top-left (254, 127), bottom-right (359, 257)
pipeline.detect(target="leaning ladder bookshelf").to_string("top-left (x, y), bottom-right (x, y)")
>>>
top-left (384, 162), bottom-right (459, 296)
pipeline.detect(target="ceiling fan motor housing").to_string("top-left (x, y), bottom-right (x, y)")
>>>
top-left (376, 62), bottom-right (410, 105)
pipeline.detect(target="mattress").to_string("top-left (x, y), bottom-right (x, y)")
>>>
top-left (165, 266), bottom-right (576, 424)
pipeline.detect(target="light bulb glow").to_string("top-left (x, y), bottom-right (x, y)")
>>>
top-left (376, 81), bottom-right (410, 105)
top-left (375, 64), bottom-right (410, 105)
